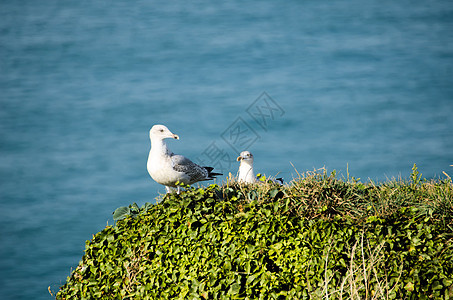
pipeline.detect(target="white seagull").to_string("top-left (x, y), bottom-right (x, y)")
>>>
top-left (236, 151), bottom-right (257, 183)
top-left (147, 124), bottom-right (222, 193)
top-left (236, 150), bottom-right (284, 185)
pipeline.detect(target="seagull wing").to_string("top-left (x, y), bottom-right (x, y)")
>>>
top-left (170, 154), bottom-right (209, 183)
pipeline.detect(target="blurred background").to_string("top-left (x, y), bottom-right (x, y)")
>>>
top-left (0, 0), bottom-right (452, 298)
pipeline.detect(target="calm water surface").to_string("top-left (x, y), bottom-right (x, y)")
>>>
top-left (0, 1), bottom-right (452, 299)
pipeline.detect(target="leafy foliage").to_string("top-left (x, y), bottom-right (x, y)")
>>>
top-left (55, 167), bottom-right (453, 299)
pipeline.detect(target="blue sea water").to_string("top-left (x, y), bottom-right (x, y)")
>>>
top-left (0, 0), bottom-right (452, 299)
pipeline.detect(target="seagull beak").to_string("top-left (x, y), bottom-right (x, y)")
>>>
top-left (237, 156), bottom-right (242, 161)
top-left (173, 134), bottom-right (179, 140)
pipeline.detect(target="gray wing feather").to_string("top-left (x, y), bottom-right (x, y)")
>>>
top-left (171, 154), bottom-right (208, 183)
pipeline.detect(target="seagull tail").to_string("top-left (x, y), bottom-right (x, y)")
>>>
top-left (203, 166), bottom-right (223, 179)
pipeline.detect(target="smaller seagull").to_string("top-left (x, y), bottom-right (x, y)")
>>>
top-left (237, 151), bottom-right (258, 183)
top-left (237, 150), bottom-right (284, 184)
top-left (147, 125), bottom-right (222, 193)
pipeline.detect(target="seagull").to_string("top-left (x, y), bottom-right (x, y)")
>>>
top-left (147, 124), bottom-right (222, 193)
top-left (236, 151), bottom-right (258, 183)
top-left (237, 150), bottom-right (284, 185)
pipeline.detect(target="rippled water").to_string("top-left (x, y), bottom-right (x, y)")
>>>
top-left (0, 1), bottom-right (452, 299)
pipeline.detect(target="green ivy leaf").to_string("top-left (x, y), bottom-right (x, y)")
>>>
top-left (404, 281), bottom-right (414, 292)
top-left (112, 206), bottom-right (130, 221)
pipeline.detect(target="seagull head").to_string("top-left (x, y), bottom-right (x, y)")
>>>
top-left (149, 124), bottom-right (179, 141)
top-left (237, 151), bottom-right (254, 163)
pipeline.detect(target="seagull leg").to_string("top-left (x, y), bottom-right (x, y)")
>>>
top-left (176, 186), bottom-right (181, 194)
top-left (165, 186), bottom-right (171, 194)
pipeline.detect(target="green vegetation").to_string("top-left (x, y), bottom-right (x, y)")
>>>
top-left (55, 165), bottom-right (453, 299)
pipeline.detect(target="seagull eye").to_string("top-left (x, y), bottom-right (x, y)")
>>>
top-left (159, 129), bottom-right (164, 132)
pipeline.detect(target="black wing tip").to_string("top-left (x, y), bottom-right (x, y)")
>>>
top-left (203, 166), bottom-right (223, 178)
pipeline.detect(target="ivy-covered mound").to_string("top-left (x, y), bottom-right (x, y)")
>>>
top-left (56, 168), bottom-right (453, 299)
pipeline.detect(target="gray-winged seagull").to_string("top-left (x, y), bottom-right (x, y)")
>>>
top-left (147, 124), bottom-right (222, 193)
